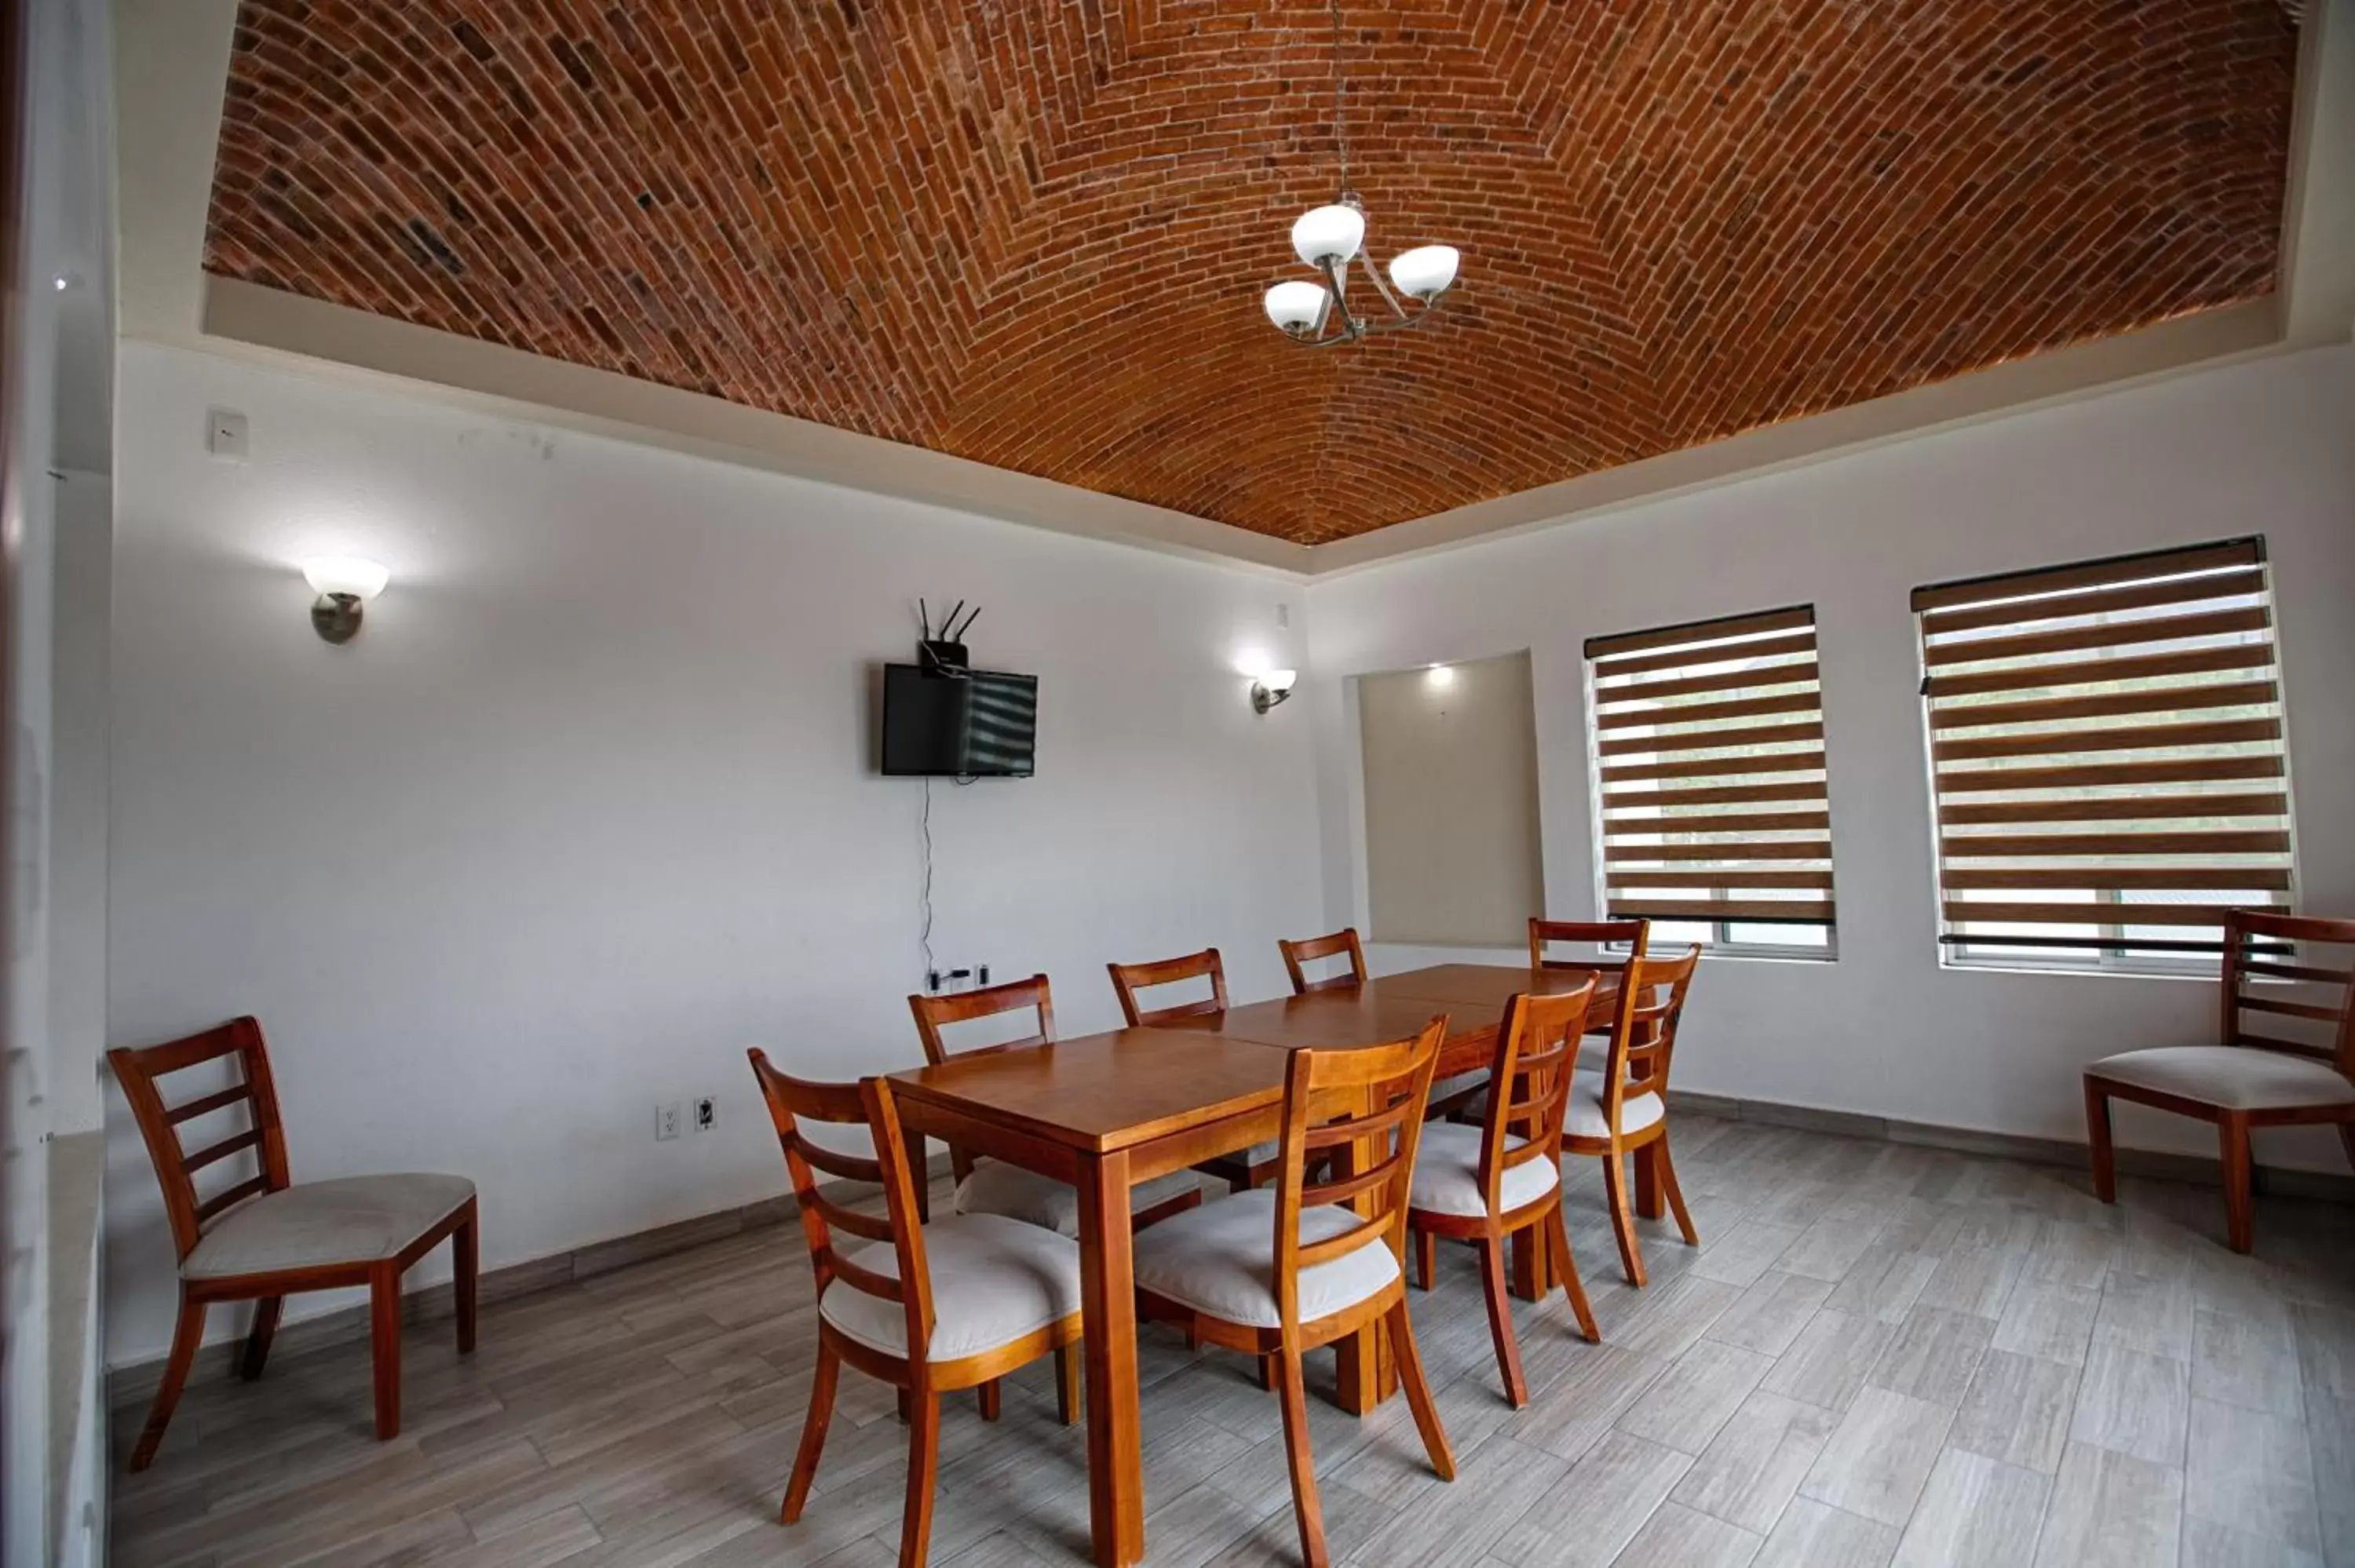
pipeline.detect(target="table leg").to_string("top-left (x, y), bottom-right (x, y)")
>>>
top-left (1510, 1224), bottom-right (1552, 1301)
top-left (1634, 1143), bottom-right (1664, 1221)
top-left (1075, 1150), bottom-right (1145, 1567)
top-left (908, 1132), bottom-right (930, 1223)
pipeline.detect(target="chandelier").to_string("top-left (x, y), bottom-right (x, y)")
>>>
top-left (1262, 2), bottom-right (1459, 346)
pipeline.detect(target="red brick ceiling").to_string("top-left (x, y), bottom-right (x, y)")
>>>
top-left (205, 2), bottom-right (2298, 545)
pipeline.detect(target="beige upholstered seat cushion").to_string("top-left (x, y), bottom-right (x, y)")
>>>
top-left (1409, 1121), bottom-right (1561, 1218)
top-left (1566, 1071), bottom-right (1664, 1141)
top-left (954, 1158), bottom-right (1202, 1237)
top-left (2088, 1046), bottom-right (2355, 1111)
top-left (822, 1212), bottom-right (1081, 1362)
top-left (1130, 1189), bottom-right (1400, 1329)
top-left (182, 1173), bottom-right (474, 1280)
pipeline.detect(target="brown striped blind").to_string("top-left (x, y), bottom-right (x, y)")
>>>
top-left (1914, 538), bottom-right (2296, 963)
top-left (1585, 606), bottom-right (1836, 950)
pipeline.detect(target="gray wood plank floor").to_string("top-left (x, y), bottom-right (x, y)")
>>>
top-left (109, 1115), bottom-right (2355, 1567)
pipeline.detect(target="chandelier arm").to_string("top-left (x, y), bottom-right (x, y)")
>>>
top-left (1316, 255), bottom-right (1364, 340)
top-left (1357, 250), bottom-right (1412, 322)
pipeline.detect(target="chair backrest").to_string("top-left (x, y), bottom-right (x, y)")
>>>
top-left (2222, 910), bottom-right (2355, 1077)
top-left (1529, 917), bottom-right (1648, 974)
top-left (748, 1049), bottom-right (934, 1361)
top-left (108, 1017), bottom-right (294, 1264)
top-left (908, 973), bottom-right (1056, 1066)
top-left (1590, 947), bottom-right (1701, 1136)
top-left (1108, 948), bottom-right (1229, 1026)
top-left (1475, 980), bottom-right (1599, 1212)
top-left (1279, 928), bottom-right (1367, 994)
top-left (1270, 1016), bottom-right (1445, 1328)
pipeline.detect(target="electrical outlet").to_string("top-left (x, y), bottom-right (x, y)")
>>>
top-left (655, 1101), bottom-right (682, 1141)
top-left (977, 962), bottom-right (991, 987)
top-left (693, 1096), bottom-right (717, 1133)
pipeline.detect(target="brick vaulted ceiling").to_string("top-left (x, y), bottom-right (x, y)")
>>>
top-left (204, 2), bottom-right (2300, 546)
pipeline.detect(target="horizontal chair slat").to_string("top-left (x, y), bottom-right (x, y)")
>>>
top-left (195, 1174), bottom-right (272, 1223)
top-left (166, 1084), bottom-right (254, 1125)
top-left (2236, 994), bottom-right (2347, 1025)
top-left (2239, 961), bottom-right (2355, 986)
top-left (184, 1128), bottom-right (263, 1174)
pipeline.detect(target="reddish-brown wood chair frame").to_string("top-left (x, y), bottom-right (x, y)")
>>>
top-left (1529, 917), bottom-right (1649, 976)
top-left (1134, 1018), bottom-right (1457, 1568)
top-left (2085, 909), bottom-right (2355, 1254)
top-left (1112, 948), bottom-right (1291, 1196)
top-left (108, 1016), bottom-right (478, 1470)
top-left (1560, 947), bottom-right (1703, 1287)
top-left (750, 1050), bottom-right (1083, 1568)
top-left (1277, 928), bottom-right (1368, 995)
top-left (1408, 982), bottom-right (1602, 1406)
top-left (910, 974), bottom-right (1198, 1231)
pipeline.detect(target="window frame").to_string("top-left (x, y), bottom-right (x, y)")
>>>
top-left (1911, 538), bottom-right (2300, 979)
top-left (1583, 604), bottom-right (1839, 964)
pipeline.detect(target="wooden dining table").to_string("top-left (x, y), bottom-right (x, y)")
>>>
top-left (886, 963), bottom-right (1621, 1568)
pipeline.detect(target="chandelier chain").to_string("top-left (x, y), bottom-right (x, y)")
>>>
top-left (1328, 0), bottom-right (1348, 194)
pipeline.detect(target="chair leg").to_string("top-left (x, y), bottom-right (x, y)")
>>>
top-left (2085, 1081), bottom-right (2117, 1204)
top-left (896, 1387), bottom-right (912, 1423)
top-left (453, 1202), bottom-right (480, 1355)
top-left (2218, 1113), bottom-right (2255, 1255)
top-left (783, 1343), bottom-right (839, 1522)
top-left (239, 1296), bottom-right (283, 1382)
top-left (1258, 1352), bottom-right (1276, 1391)
top-left (1656, 1137), bottom-right (1699, 1246)
top-left (1546, 1205), bottom-right (1601, 1344)
top-left (1271, 1344), bottom-right (1329, 1568)
top-left (130, 1293), bottom-right (206, 1471)
top-left (1413, 1227), bottom-right (1436, 1291)
top-left (897, 1391), bottom-right (940, 1568)
top-left (1055, 1341), bottom-right (1082, 1427)
top-left (1384, 1300), bottom-right (1456, 1482)
top-left (1475, 1237), bottom-right (1529, 1407)
top-left (369, 1264), bottom-right (403, 1441)
top-left (977, 1377), bottom-right (1001, 1421)
top-left (2341, 1121), bottom-right (2355, 1176)
top-left (1601, 1148), bottom-right (1647, 1288)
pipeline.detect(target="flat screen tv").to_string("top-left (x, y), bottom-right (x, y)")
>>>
top-left (880, 663), bottom-right (1038, 777)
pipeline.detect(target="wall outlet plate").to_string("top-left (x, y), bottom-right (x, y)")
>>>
top-left (656, 1101), bottom-right (682, 1141)
top-left (206, 407), bottom-right (249, 461)
top-left (693, 1096), bottom-right (716, 1132)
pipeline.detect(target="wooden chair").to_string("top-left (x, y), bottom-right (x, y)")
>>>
top-left (1407, 981), bottom-right (1602, 1406)
top-left (1529, 917), bottom-right (1648, 975)
top-left (1132, 1018), bottom-right (1457, 1568)
top-left (1110, 948), bottom-right (1283, 1195)
top-left (1559, 947), bottom-right (1703, 1287)
top-left (1277, 928), bottom-right (1367, 994)
top-left (749, 1051), bottom-right (1082, 1567)
top-left (2084, 910), bottom-right (2355, 1254)
top-left (107, 1016), bottom-right (478, 1470)
top-left (911, 975), bottom-right (1200, 1231)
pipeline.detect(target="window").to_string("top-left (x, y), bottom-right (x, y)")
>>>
top-left (1585, 606), bottom-right (1836, 957)
top-left (1914, 538), bottom-right (2295, 972)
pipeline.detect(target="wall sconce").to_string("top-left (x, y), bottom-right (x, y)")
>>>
top-left (1251, 669), bottom-right (1298, 714)
top-left (301, 556), bottom-right (389, 644)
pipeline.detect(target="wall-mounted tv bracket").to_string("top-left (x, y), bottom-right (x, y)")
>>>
top-left (917, 597), bottom-right (982, 678)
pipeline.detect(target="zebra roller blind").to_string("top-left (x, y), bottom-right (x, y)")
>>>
top-left (1914, 538), bottom-right (2295, 964)
top-left (1586, 606), bottom-right (1836, 949)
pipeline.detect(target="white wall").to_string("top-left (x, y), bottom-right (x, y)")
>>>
top-left (103, 341), bottom-right (1322, 1367)
top-left (1305, 344), bottom-right (2355, 1174)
